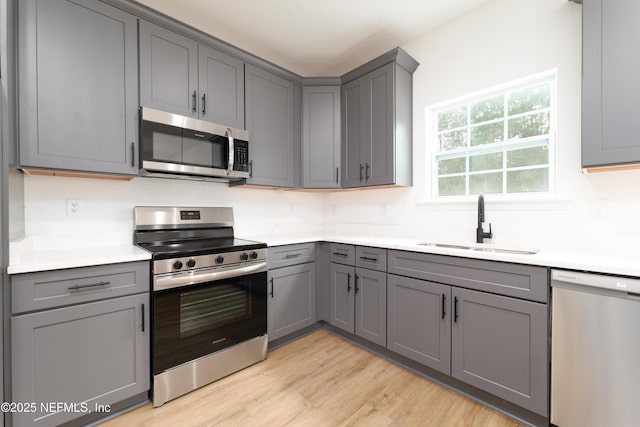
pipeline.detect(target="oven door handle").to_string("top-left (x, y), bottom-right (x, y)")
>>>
top-left (226, 128), bottom-right (235, 176)
top-left (153, 261), bottom-right (268, 291)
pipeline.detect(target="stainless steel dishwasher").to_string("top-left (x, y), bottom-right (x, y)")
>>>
top-left (551, 269), bottom-right (640, 427)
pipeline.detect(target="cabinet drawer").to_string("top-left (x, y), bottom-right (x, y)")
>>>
top-left (388, 250), bottom-right (548, 303)
top-left (355, 246), bottom-right (387, 272)
top-left (329, 243), bottom-right (355, 265)
top-left (268, 243), bottom-right (315, 269)
top-left (12, 262), bottom-right (150, 314)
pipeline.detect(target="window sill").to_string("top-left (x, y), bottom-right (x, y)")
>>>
top-left (416, 195), bottom-right (570, 211)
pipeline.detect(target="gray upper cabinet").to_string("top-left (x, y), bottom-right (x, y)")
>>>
top-left (139, 20), bottom-right (245, 129)
top-left (302, 86), bottom-right (341, 188)
top-left (451, 287), bottom-right (548, 416)
top-left (341, 61), bottom-right (413, 188)
top-left (245, 64), bottom-right (295, 187)
top-left (582, 0), bottom-right (640, 169)
top-left (18, 0), bottom-right (138, 175)
top-left (139, 20), bottom-right (198, 118)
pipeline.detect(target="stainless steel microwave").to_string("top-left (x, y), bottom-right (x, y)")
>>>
top-left (140, 107), bottom-right (250, 182)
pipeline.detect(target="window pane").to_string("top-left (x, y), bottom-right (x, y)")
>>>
top-left (470, 122), bottom-right (504, 146)
top-left (469, 172), bottom-right (502, 194)
top-left (438, 176), bottom-right (465, 196)
top-left (438, 107), bottom-right (467, 131)
top-left (508, 84), bottom-right (550, 115)
top-left (439, 129), bottom-right (467, 151)
top-left (507, 168), bottom-right (549, 193)
top-left (508, 112), bottom-right (550, 139)
top-left (470, 95), bottom-right (504, 124)
top-left (437, 157), bottom-right (466, 175)
top-left (507, 145), bottom-right (549, 168)
top-left (470, 152), bottom-right (502, 172)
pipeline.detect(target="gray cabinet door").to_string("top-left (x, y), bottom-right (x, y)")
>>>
top-left (451, 287), bottom-right (548, 416)
top-left (245, 64), bottom-right (295, 187)
top-left (11, 293), bottom-right (150, 427)
top-left (341, 78), bottom-right (365, 188)
top-left (18, 0), bottom-right (138, 175)
top-left (267, 263), bottom-right (317, 341)
top-left (199, 45), bottom-right (245, 129)
top-left (139, 20), bottom-right (198, 119)
top-left (354, 267), bottom-right (386, 347)
top-left (364, 63), bottom-right (395, 187)
top-left (329, 263), bottom-right (355, 333)
top-left (387, 274), bottom-right (451, 375)
top-left (302, 86), bottom-right (341, 188)
top-left (583, 0), bottom-right (640, 168)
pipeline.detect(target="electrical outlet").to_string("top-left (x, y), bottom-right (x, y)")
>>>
top-left (66, 199), bottom-right (81, 216)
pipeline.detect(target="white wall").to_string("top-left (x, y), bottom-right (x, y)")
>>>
top-left (20, 175), bottom-right (324, 247)
top-left (325, 0), bottom-right (640, 253)
top-left (18, 0), bottom-right (640, 254)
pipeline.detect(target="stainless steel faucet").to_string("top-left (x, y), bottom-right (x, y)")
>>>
top-left (476, 193), bottom-right (493, 244)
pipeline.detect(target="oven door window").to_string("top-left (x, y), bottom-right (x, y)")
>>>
top-left (153, 271), bottom-right (266, 375)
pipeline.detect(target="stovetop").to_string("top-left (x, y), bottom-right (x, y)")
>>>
top-left (138, 237), bottom-right (266, 260)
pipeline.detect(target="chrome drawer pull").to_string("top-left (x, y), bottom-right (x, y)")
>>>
top-left (68, 281), bottom-right (111, 291)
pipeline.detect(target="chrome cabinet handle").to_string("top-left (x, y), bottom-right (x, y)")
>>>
top-left (68, 281), bottom-right (110, 291)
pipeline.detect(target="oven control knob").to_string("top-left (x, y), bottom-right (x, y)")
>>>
top-left (186, 258), bottom-right (196, 268)
top-left (173, 260), bottom-right (183, 270)
top-left (240, 252), bottom-right (249, 261)
top-left (250, 251), bottom-right (258, 259)
top-left (215, 256), bottom-right (224, 264)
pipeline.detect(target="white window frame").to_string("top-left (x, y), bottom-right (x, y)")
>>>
top-left (427, 69), bottom-right (557, 199)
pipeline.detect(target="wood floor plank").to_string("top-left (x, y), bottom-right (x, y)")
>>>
top-left (100, 330), bottom-right (521, 427)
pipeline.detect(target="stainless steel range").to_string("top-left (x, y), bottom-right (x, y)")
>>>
top-left (134, 206), bottom-right (268, 407)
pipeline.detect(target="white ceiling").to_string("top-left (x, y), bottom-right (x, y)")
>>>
top-left (136, 0), bottom-right (492, 76)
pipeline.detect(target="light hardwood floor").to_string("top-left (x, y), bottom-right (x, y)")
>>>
top-left (101, 330), bottom-right (521, 426)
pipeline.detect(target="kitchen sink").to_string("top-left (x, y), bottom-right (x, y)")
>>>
top-left (418, 243), bottom-right (473, 250)
top-left (417, 242), bottom-right (539, 255)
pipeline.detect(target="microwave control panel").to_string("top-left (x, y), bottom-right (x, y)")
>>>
top-left (234, 140), bottom-right (249, 172)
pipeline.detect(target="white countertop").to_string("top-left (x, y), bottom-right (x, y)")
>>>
top-left (8, 232), bottom-right (638, 278)
top-left (8, 238), bottom-right (151, 275)
top-left (255, 233), bottom-right (640, 278)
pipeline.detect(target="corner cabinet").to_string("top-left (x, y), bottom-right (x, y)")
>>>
top-left (582, 0), bottom-right (640, 169)
top-left (10, 262), bottom-right (150, 427)
top-left (245, 65), bottom-right (296, 187)
top-left (302, 86), bottom-right (341, 188)
top-left (341, 60), bottom-right (415, 188)
top-left (139, 20), bottom-right (245, 129)
top-left (329, 244), bottom-right (387, 347)
top-left (18, 0), bottom-right (139, 175)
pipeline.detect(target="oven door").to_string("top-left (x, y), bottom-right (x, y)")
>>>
top-left (152, 270), bottom-right (267, 375)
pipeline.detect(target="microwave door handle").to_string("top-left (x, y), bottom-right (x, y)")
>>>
top-left (226, 129), bottom-right (235, 175)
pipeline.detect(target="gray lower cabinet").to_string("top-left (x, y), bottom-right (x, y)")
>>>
top-left (341, 61), bottom-right (413, 188)
top-left (18, 0), bottom-right (138, 175)
top-left (329, 245), bottom-right (387, 347)
top-left (10, 261), bottom-right (150, 427)
top-left (302, 86), bottom-right (341, 188)
top-left (139, 20), bottom-right (245, 129)
top-left (267, 249), bottom-right (316, 341)
top-left (267, 263), bottom-right (316, 341)
top-left (245, 64), bottom-right (295, 187)
top-left (451, 287), bottom-right (548, 417)
top-left (386, 249), bottom-right (549, 417)
top-left (387, 274), bottom-right (451, 375)
top-left (582, 0), bottom-right (640, 168)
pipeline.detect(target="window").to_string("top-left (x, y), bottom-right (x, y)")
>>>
top-left (430, 71), bottom-right (556, 197)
